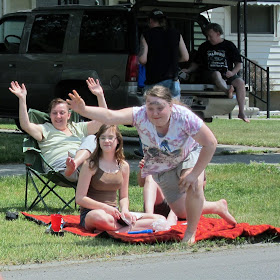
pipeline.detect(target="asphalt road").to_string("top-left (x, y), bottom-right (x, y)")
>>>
top-left (1, 243), bottom-right (280, 280)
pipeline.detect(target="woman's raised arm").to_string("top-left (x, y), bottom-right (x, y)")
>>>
top-left (9, 81), bottom-right (43, 141)
top-left (67, 90), bottom-right (134, 126)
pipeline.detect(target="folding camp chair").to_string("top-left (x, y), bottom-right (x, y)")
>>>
top-left (23, 109), bottom-right (81, 213)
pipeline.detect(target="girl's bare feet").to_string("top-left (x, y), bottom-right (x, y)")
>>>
top-left (65, 157), bottom-right (77, 177)
top-left (182, 230), bottom-right (196, 245)
top-left (217, 199), bottom-right (237, 226)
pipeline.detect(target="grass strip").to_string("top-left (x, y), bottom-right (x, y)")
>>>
top-left (0, 164), bottom-right (279, 266)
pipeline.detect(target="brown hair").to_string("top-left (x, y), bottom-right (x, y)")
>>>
top-left (89, 124), bottom-right (125, 169)
top-left (204, 23), bottom-right (224, 36)
top-left (144, 85), bottom-right (189, 108)
top-left (144, 85), bottom-right (172, 104)
top-left (48, 98), bottom-right (69, 113)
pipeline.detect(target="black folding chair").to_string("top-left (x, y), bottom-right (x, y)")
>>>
top-left (23, 109), bottom-right (81, 212)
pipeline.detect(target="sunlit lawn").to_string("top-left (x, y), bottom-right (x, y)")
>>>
top-left (0, 164), bottom-right (279, 266)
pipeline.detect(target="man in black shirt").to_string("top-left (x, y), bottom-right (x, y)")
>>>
top-left (138, 9), bottom-right (189, 99)
top-left (184, 23), bottom-right (249, 123)
top-left (135, 9), bottom-right (190, 158)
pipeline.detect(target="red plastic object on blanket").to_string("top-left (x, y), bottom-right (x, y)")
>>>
top-left (51, 214), bottom-right (62, 232)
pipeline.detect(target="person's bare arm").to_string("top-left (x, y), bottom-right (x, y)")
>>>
top-left (119, 161), bottom-right (137, 223)
top-left (67, 90), bottom-right (134, 126)
top-left (178, 35), bottom-right (189, 62)
top-left (85, 78), bottom-right (108, 134)
top-left (119, 161), bottom-right (130, 213)
top-left (179, 123), bottom-right (217, 190)
top-left (9, 81), bottom-right (43, 141)
top-left (226, 62), bottom-right (242, 78)
top-left (86, 77), bottom-right (107, 109)
top-left (182, 62), bottom-right (199, 75)
top-left (138, 35), bottom-right (148, 65)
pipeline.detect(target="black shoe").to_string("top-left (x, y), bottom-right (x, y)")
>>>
top-left (6, 211), bottom-right (19, 221)
top-left (134, 149), bottom-right (144, 158)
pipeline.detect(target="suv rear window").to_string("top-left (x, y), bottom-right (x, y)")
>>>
top-left (28, 14), bottom-right (69, 53)
top-left (79, 11), bottom-right (128, 53)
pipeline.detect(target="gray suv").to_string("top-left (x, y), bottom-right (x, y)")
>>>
top-left (0, 5), bottom-right (140, 124)
top-left (0, 1), bottom-right (237, 125)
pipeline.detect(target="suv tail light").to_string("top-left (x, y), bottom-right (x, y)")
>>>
top-left (126, 55), bottom-right (138, 82)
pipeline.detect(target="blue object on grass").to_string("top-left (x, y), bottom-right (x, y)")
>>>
top-left (127, 229), bottom-right (153, 234)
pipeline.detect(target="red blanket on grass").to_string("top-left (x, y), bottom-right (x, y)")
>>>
top-left (21, 212), bottom-right (280, 244)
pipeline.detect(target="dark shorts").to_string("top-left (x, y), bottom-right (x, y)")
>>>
top-left (80, 208), bottom-right (91, 228)
top-left (154, 200), bottom-right (171, 218)
top-left (202, 70), bottom-right (240, 85)
top-left (154, 199), bottom-right (185, 221)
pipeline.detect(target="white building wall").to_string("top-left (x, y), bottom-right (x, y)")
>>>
top-left (1, 0), bottom-right (36, 15)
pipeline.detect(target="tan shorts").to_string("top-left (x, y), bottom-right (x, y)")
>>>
top-left (152, 146), bottom-right (201, 204)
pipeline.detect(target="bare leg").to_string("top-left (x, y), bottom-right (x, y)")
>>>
top-left (211, 71), bottom-right (233, 98)
top-left (65, 149), bottom-right (91, 177)
top-left (117, 218), bottom-right (159, 233)
top-left (166, 210), bottom-right (178, 227)
top-left (85, 208), bottom-right (166, 233)
top-left (167, 169), bottom-right (205, 244)
top-left (231, 78), bottom-right (250, 123)
top-left (85, 209), bottom-right (123, 232)
top-left (166, 197), bottom-right (236, 227)
top-left (182, 171), bottom-right (205, 244)
top-left (117, 213), bottom-right (167, 233)
top-left (143, 175), bottom-right (162, 213)
top-left (165, 168), bottom-right (237, 244)
top-left (143, 175), bottom-right (178, 226)
top-left (202, 199), bottom-right (237, 225)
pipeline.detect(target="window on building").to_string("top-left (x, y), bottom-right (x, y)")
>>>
top-left (0, 16), bottom-right (26, 53)
top-left (79, 11), bottom-right (128, 53)
top-left (231, 5), bottom-right (274, 34)
top-left (28, 14), bottom-right (69, 53)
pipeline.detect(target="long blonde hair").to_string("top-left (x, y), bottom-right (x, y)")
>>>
top-left (88, 125), bottom-right (125, 169)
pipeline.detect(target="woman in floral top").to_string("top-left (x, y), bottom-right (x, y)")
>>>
top-left (68, 84), bottom-right (236, 244)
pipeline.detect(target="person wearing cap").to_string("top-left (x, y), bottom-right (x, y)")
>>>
top-left (135, 9), bottom-right (190, 158)
top-left (138, 8), bottom-right (189, 100)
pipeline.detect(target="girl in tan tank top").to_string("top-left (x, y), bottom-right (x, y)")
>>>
top-left (76, 124), bottom-right (166, 232)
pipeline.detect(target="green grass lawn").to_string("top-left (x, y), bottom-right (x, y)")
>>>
top-left (1, 118), bottom-right (280, 164)
top-left (207, 119), bottom-right (280, 147)
top-left (0, 118), bottom-right (280, 266)
top-left (0, 164), bottom-right (279, 266)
